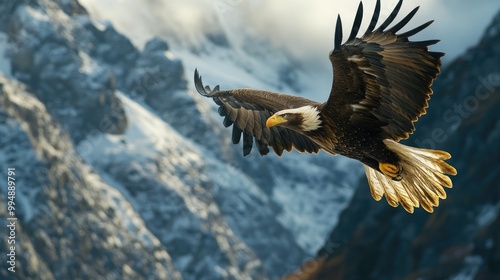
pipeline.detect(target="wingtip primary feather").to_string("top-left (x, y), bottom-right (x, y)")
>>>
top-left (194, 68), bottom-right (221, 96)
top-left (194, 68), bottom-right (199, 84)
top-left (194, 68), bottom-right (206, 95)
top-left (388, 6), bottom-right (419, 34)
top-left (398, 20), bottom-right (434, 38)
top-left (334, 14), bottom-right (343, 50)
top-left (377, 0), bottom-right (403, 31)
top-left (348, 2), bottom-right (364, 41)
top-left (365, 0), bottom-right (381, 35)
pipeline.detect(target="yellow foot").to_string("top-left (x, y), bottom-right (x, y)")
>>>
top-left (379, 162), bottom-right (403, 181)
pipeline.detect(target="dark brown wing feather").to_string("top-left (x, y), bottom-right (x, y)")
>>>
top-left (194, 69), bottom-right (321, 156)
top-left (327, 0), bottom-right (443, 141)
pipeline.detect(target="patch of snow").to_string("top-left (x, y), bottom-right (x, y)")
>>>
top-left (78, 91), bottom-right (191, 162)
top-left (23, 5), bottom-right (51, 22)
top-left (78, 51), bottom-right (99, 74)
top-left (90, 19), bottom-right (110, 32)
top-left (15, 188), bottom-right (35, 222)
top-left (476, 203), bottom-right (500, 227)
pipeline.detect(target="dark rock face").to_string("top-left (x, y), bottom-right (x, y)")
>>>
top-left (124, 37), bottom-right (199, 139)
top-left (4, 0), bottom-right (130, 142)
top-left (304, 9), bottom-right (500, 280)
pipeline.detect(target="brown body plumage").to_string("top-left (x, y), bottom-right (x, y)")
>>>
top-left (194, 0), bottom-right (457, 213)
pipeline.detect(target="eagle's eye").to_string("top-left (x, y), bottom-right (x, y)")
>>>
top-left (281, 113), bottom-right (288, 118)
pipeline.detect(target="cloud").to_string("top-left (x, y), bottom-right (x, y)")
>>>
top-left (80, 0), bottom-right (500, 69)
top-left (228, 0), bottom-right (499, 65)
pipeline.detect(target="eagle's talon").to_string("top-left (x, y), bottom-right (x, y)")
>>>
top-left (379, 162), bottom-right (402, 180)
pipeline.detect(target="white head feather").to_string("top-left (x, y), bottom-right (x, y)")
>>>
top-left (277, 105), bottom-right (322, 131)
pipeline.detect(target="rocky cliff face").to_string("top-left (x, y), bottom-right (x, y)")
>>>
top-left (290, 8), bottom-right (500, 280)
top-left (0, 0), bottom-right (357, 279)
top-left (0, 75), bottom-right (182, 280)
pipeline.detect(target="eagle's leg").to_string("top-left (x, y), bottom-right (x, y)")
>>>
top-left (357, 156), bottom-right (401, 181)
top-left (379, 162), bottom-right (403, 181)
top-left (358, 140), bottom-right (404, 181)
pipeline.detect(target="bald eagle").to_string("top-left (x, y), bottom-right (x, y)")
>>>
top-left (194, 0), bottom-right (457, 213)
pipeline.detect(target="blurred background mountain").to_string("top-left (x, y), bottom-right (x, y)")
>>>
top-left (0, 0), bottom-right (499, 279)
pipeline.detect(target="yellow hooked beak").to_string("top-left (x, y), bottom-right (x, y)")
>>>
top-left (266, 114), bottom-right (287, 128)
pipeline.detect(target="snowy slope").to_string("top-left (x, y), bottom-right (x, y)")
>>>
top-left (78, 89), bottom-right (357, 278)
top-left (79, 92), bottom-right (268, 279)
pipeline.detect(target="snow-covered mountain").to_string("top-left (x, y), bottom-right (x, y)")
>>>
top-left (3, 0), bottom-right (498, 279)
top-left (0, 0), bottom-right (358, 279)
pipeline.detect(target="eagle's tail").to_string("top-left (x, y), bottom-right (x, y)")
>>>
top-left (364, 139), bottom-right (457, 213)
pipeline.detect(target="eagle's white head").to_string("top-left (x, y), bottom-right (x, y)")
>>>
top-left (266, 105), bottom-right (322, 132)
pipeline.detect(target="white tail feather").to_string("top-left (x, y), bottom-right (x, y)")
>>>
top-left (364, 139), bottom-right (457, 213)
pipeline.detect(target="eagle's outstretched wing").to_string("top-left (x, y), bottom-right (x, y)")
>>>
top-left (194, 69), bottom-right (321, 156)
top-left (326, 0), bottom-right (443, 141)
